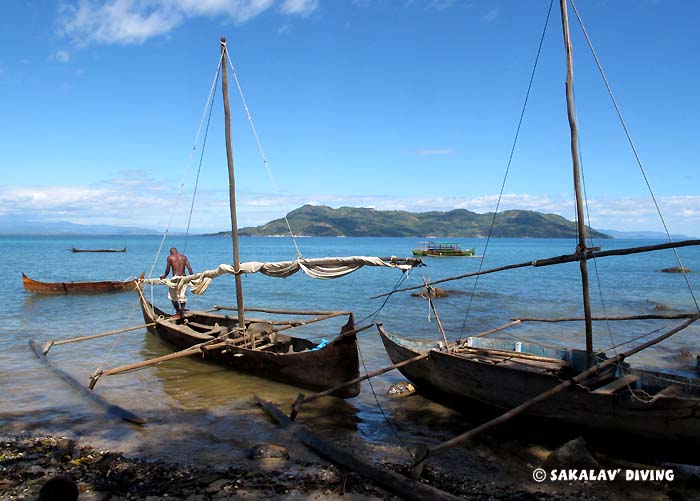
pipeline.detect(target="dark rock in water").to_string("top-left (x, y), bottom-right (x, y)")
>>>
top-left (53, 438), bottom-right (76, 458)
top-left (411, 286), bottom-right (450, 299)
top-left (388, 381), bottom-right (416, 398)
top-left (245, 442), bottom-right (290, 460)
top-left (653, 303), bottom-right (672, 311)
top-left (543, 437), bottom-right (599, 471)
top-left (660, 266), bottom-right (691, 273)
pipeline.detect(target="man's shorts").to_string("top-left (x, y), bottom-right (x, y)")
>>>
top-left (168, 276), bottom-right (187, 303)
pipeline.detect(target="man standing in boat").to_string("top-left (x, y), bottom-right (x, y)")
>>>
top-left (160, 247), bottom-right (193, 319)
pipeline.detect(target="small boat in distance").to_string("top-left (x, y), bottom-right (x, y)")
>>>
top-left (412, 241), bottom-right (475, 257)
top-left (22, 272), bottom-right (144, 294)
top-left (71, 247), bottom-right (127, 253)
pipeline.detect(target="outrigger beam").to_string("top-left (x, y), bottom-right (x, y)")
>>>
top-left (372, 239), bottom-right (700, 299)
top-left (29, 340), bottom-right (147, 425)
top-left (42, 322), bottom-right (155, 355)
top-left (289, 349), bottom-right (429, 420)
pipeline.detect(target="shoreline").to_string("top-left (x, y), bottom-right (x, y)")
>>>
top-left (2, 433), bottom-right (698, 500)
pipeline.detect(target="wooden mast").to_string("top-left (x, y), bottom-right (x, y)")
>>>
top-left (220, 37), bottom-right (245, 333)
top-left (559, 0), bottom-right (593, 366)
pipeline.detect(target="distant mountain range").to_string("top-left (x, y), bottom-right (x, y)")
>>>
top-left (0, 217), bottom-right (159, 236)
top-left (208, 205), bottom-right (612, 238)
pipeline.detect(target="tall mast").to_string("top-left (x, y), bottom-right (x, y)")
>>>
top-left (559, 0), bottom-right (594, 366)
top-left (220, 37), bottom-right (245, 333)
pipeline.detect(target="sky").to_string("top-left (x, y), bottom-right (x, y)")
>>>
top-left (1, 0), bottom-right (699, 235)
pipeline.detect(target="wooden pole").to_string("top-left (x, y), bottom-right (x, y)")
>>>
top-left (560, 0), bottom-right (594, 367)
top-left (216, 306), bottom-right (352, 316)
top-left (289, 352), bottom-right (429, 420)
top-left (89, 338), bottom-right (228, 389)
top-left (372, 239), bottom-right (700, 299)
top-left (410, 314), bottom-right (700, 476)
top-left (471, 320), bottom-right (523, 338)
top-left (422, 277), bottom-right (450, 350)
top-left (514, 313), bottom-right (698, 322)
top-left (43, 323), bottom-right (155, 354)
top-left (220, 37), bottom-right (245, 335)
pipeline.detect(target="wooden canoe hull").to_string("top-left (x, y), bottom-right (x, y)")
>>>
top-left (71, 247), bottom-right (127, 252)
top-left (22, 272), bottom-right (142, 294)
top-left (378, 324), bottom-right (700, 453)
top-left (139, 298), bottom-right (360, 397)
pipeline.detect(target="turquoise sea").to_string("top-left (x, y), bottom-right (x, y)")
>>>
top-left (1, 235), bottom-right (699, 464)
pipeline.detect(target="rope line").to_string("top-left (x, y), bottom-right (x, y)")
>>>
top-left (458, 0), bottom-right (554, 341)
top-left (223, 47), bottom-right (302, 258)
top-left (360, 268), bottom-right (413, 325)
top-left (184, 65), bottom-right (221, 253)
top-left (356, 337), bottom-right (413, 459)
top-left (569, 0), bottom-right (700, 315)
top-left (146, 52), bottom-right (225, 309)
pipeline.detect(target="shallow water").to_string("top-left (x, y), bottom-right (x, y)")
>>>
top-left (1, 235), bottom-right (699, 465)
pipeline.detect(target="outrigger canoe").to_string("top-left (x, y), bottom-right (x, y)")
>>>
top-left (22, 272), bottom-right (144, 294)
top-left (138, 292), bottom-right (361, 397)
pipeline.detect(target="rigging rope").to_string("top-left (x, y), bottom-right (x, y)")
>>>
top-left (457, 0), bottom-right (554, 342)
top-left (184, 65), bottom-right (221, 253)
top-left (569, 0), bottom-right (700, 316)
top-left (147, 52), bottom-right (224, 285)
top-left (356, 339), bottom-right (413, 459)
top-left (224, 47), bottom-right (302, 258)
top-left (568, 0), bottom-right (700, 401)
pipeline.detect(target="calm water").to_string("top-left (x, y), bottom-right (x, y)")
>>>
top-left (1, 235), bottom-right (699, 464)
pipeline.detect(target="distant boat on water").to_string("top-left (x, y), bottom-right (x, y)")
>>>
top-left (22, 272), bottom-right (143, 294)
top-left (412, 241), bottom-right (475, 257)
top-left (71, 247), bottom-right (126, 253)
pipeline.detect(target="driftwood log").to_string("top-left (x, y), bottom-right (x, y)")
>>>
top-left (257, 397), bottom-right (461, 501)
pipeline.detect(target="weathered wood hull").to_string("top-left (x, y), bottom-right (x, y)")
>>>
top-left (22, 272), bottom-right (142, 294)
top-left (140, 298), bottom-right (360, 397)
top-left (378, 324), bottom-right (700, 455)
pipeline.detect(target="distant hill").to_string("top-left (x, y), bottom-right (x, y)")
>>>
top-left (208, 205), bottom-right (611, 238)
top-left (0, 217), bottom-right (159, 236)
top-left (598, 229), bottom-right (697, 240)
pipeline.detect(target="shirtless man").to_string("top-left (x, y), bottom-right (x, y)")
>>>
top-left (160, 247), bottom-right (193, 318)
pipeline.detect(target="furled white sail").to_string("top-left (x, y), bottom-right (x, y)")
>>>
top-left (140, 256), bottom-right (415, 295)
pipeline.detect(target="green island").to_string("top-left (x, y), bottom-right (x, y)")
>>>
top-left (207, 204), bottom-right (611, 238)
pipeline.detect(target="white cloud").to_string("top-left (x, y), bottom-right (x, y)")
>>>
top-left (279, 0), bottom-right (318, 17)
top-left (54, 49), bottom-right (71, 63)
top-left (480, 7), bottom-right (500, 23)
top-left (58, 0), bottom-right (314, 46)
top-left (1, 176), bottom-right (698, 235)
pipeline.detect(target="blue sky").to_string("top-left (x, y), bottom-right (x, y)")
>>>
top-left (1, 0), bottom-right (698, 235)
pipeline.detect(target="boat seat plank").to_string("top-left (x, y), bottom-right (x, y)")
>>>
top-left (497, 358), bottom-right (569, 373)
top-left (591, 374), bottom-right (640, 395)
top-left (253, 342), bottom-right (275, 352)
